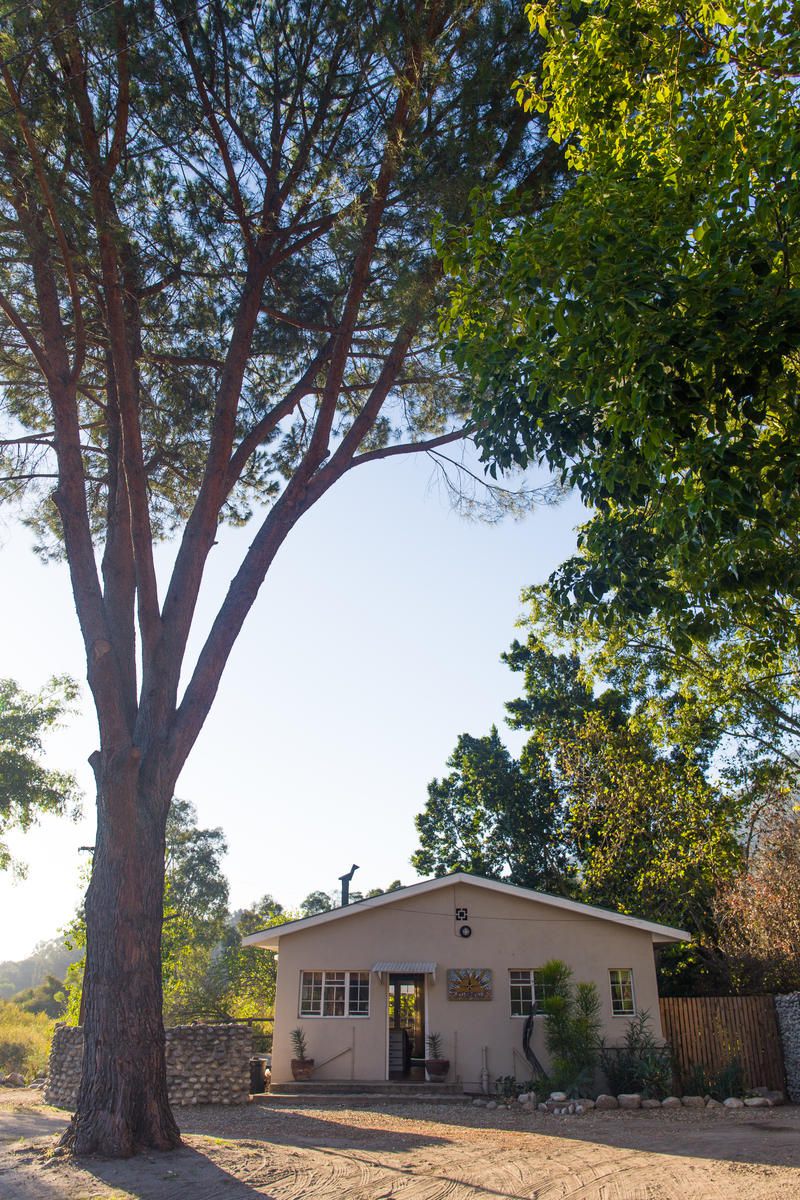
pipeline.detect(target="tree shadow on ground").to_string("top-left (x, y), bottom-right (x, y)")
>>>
top-left (179, 1105), bottom-right (450, 1151)
top-left (373, 1103), bottom-right (800, 1170)
top-left (2, 1140), bottom-right (278, 1200)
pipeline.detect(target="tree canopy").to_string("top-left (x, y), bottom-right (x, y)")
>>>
top-left (0, 676), bottom-right (80, 871)
top-left (441, 0), bottom-right (800, 664)
top-left (414, 622), bottom-right (745, 939)
top-left (412, 725), bottom-right (569, 889)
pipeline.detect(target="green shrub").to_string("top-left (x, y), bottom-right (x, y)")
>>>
top-left (494, 1074), bottom-right (540, 1099)
top-left (539, 960), bottom-right (602, 1097)
top-left (0, 1000), bottom-right (54, 1079)
top-left (683, 1055), bottom-right (745, 1100)
top-left (600, 1010), bottom-right (673, 1098)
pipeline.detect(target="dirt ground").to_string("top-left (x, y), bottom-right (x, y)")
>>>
top-left (1, 1088), bottom-right (799, 1200)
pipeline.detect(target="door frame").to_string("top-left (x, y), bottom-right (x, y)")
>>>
top-left (385, 972), bottom-right (428, 1080)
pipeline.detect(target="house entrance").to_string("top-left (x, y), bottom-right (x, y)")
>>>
top-left (387, 973), bottom-right (425, 1080)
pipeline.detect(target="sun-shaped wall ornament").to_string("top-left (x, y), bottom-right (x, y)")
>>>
top-left (446, 968), bottom-right (493, 1000)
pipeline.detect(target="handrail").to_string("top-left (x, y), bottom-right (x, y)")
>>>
top-left (312, 1044), bottom-right (353, 1072)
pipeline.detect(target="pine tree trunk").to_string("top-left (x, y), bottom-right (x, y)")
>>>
top-left (62, 750), bottom-right (181, 1156)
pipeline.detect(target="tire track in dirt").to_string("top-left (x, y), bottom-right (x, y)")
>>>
top-left (226, 1135), bottom-right (740, 1200)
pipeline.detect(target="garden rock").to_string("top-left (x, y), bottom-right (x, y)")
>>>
top-left (661, 1097), bottom-right (681, 1108)
top-left (2, 1073), bottom-right (25, 1087)
top-left (681, 1095), bottom-right (705, 1108)
top-left (595, 1094), bottom-right (619, 1110)
top-left (724, 1097), bottom-right (744, 1108)
top-left (744, 1097), bottom-right (769, 1107)
top-left (537, 1103), bottom-right (548, 1112)
top-left (549, 1091), bottom-right (568, 1102)
top-left (641, 1098), bottom-right (661, 1109)
top-left (472, 1099), bottom-right (485, 1107)
top-left (486, 1100), bottom-right (497, 1110)
top-left (706, 1098), bottom-right (723, 1109)
top-left (618, 1094), bottom-right (641, 1109)
top-left (751, 1088), bottom-right (784, 1105)
top-left (577, 1098), bottom-right (595, 1109)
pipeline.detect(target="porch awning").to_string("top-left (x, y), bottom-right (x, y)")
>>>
top-left (372, 961), bottom-right (437, 981)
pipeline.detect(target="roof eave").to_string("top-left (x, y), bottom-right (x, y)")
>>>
top-left (241, 872), bottom-right (691, 948)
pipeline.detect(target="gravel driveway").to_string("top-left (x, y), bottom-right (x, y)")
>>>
top-left (1, 1090), bottom-right (798, 1199)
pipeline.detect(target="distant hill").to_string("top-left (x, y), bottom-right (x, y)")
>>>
top-left (0, 936), bottom-right (82, 999)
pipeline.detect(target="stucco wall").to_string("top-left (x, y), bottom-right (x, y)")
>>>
top-left (269, 881), bottom-right (665, 1087)
top-left (44, 1023), bottom-right (253, 1109)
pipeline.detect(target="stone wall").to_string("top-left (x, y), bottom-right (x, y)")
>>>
top-left (44, 1023), bottom-right (253, 1110)
top-left (774, 993), bottom-right (800, 1103)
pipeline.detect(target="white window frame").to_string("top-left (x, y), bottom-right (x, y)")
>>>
top-left (298, 970), bottom-right (370, 1018)
top-left (508, 968), bottom-right (552, 1017)
top-left (609, 967), bottom-right (636, 1016)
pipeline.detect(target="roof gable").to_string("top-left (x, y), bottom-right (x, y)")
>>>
top-left (242, 872), bottom-right (690, 948)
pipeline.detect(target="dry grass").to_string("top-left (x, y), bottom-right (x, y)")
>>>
top-left (0, 1001), bottom-right (53, 1079)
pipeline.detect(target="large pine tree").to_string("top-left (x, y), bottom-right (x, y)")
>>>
top-left (0, 0), bottom-right (558, 1154)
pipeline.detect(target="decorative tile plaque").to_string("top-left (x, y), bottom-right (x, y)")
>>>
top-left (446, 967), bottom-right (493, 1000)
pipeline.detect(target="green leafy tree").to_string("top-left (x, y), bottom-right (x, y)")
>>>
top-left (412, 725), bottom-right (569, 890)
top-left (505, 627), bottom-right (742, 934)
top-left (442, 0), bottom-right (800, 685)
top-left (0, 0), bottom-right (560, 1154)
top-left (0, 677), bottom-right (80, 870)
top-left (364, 879), bottom-right (404, 898)
top-left (208, 896), bottom-right (287, 1020)
top-left (555, 712), bottom-right (741, 934)
top-left (300, 891), bottom-right (335, 918)
top-left (0, 937), bottom-right (83, 1000)
top-left (11, 974), bottom-right (67, 1020)
top-left (160, 799), bottom-right (229, 1020)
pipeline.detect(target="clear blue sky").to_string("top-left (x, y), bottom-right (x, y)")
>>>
top-left (0, 453), bottom-right (585, 960)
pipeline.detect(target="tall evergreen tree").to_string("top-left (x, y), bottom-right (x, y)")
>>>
top-left (0, 0), bottom-right (558, 1153)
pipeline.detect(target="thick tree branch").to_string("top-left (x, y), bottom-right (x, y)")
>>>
top-left (225, 338), bottom-right (333, 492)
top-left (347, 426), bottom-right (471, 468)
top-left (57, 20), bottom-right (163, 666)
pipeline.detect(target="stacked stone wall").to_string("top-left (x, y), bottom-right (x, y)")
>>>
top-left (774, 993), bottom-right (800, 1103)
top-left (44, 1023), bottom-right (253, 1110)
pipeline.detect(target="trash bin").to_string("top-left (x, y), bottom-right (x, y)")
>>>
top-left (249, 1056), bottom-right (267, 1094)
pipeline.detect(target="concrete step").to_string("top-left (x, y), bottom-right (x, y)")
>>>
top-left (268, 1080), bottom-right (462, 1096)
top-left (252, 1091), bottom-right (474, 1107)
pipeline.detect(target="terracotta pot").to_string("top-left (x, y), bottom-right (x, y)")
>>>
top-left (291, 1059), bottom-right (315, 1081)
top-left (425, 1058), bottom-right (450, 1081)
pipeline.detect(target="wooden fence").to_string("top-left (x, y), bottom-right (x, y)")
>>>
top-left (659, 995), bottom-right (785, 1093)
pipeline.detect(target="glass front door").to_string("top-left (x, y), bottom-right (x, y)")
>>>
top-left (388, 973), bottom-right (425, 1079)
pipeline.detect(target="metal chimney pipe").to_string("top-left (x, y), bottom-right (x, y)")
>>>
top-left (339, 863), bottom-right (359, 906)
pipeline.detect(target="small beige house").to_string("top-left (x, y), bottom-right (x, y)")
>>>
top-left (245, 873), bottom-right (688, 1090)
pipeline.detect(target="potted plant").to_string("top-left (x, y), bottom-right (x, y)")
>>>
top-left (425, 1033), bottom-right (450, 1081)
top-left (290, 1027), bottom-right (314, 1081)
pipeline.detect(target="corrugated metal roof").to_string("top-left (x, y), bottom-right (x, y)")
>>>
top-left (372, 961), bottom-right (437, 975)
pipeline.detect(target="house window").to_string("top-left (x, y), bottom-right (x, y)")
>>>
top-left (299, 970), bottom-right (370, 1017)
top-left (509, 969), bottom-right (553, 1016)
top-left (349, 971), bottom-right (370, 1016)
top-left (609, 968), bottom-right (635, 1015)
